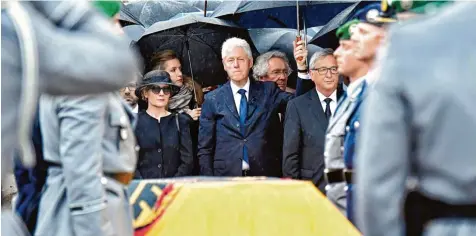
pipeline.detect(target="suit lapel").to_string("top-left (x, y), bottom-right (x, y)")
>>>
top-left (247, 81), bottom-right (261, 119)
top-left (309, 89), bottom-right (328, 131)
top-left (223, 82), bottom-right (240, 120)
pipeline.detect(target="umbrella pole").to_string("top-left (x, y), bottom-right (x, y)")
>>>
top-left (204, 0), bottom-right (208, 17)
top-left (186, 44), bottom-right (199, 108)
top-left (303, 10), bottom-right (309, 67)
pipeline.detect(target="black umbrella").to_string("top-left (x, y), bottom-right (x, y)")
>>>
top-left (124, 0), bottom-right (202, 27)
top-left (248, 28), bottom-right (322, 88)
top-left (211, 0), bottom-right (358, 29)
top-left (309, 1), bottom-right (376, 48)
top-left (137, 15), bottom-right (258, 88)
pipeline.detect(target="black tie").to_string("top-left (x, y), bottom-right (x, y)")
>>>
top-left (324, 98), bottom-right (332, 120)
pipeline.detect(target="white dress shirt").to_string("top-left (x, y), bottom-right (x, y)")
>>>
top-left (229, 78), bottom-right (251, 170)
top-left (316, 89), bottom-right (338, 115)
top-left (132, 104), bottom-right (138, 113)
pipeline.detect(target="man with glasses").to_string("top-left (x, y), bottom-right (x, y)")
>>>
top-left (283, 49), bottom-right (343, 192)
top-left (252, 51), bottom-right (292, 92)
top-left (120, 81), bottom-right (139, 113)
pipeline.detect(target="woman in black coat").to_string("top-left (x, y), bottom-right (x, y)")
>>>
top-left (134, 70), bottom-right (193, 179)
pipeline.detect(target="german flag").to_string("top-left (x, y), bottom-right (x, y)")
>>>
top-left (127, 177), bottom-right (360, 236)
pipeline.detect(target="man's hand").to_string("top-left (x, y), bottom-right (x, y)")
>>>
top-left (187, 108), bottom-right (202, 121)
top-left (293, 39), bottom-right (308, 71)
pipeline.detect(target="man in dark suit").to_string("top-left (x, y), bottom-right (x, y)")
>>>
top-left (282, 48), bottom-right (343, 193)
top-left (198, 37), bottom-right (294, 177)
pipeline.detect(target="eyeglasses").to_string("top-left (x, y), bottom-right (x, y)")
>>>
top-left (311, 66), bottom-right (338, 75)
top-left (120, 86), bottom-right (136, 92)
top-left (149, 86), bottom-right (172, 95)
top-left (269, 70), bottom-right (291, 77)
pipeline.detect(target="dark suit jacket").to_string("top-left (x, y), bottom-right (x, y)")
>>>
top-left (198, 80), bottom-right (293, 177)
top-left (282, 88), bottom-right (343, 193)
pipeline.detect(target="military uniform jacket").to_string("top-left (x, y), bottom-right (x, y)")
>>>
top-left (35, 93), bottom-right (137, 236)
top-left (355, 2), bottom-right (476, 235)
top-left (324, 78), bottom-right (367, 215)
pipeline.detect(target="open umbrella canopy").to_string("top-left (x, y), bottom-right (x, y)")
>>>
top-left (123, 0), bottom-right (203, 27)
top-left (123, 24), bottom-right (145, 45)
top-left (310, 1), bottom-right (375, 49)
top-left (169, 11), bottom-right (214, 20)
top-left (128, 177), bottom-right (361, 236)
top-left (137, 15), bottom-right (258, 86)
top-left (211, 0), bottom-right (359, 29)
top-left (249, 28), bottom-right (323, 88)
top-left (119, 2), bottom-right (142, 26)
top-left (188, 0), bottom-right (224, 12)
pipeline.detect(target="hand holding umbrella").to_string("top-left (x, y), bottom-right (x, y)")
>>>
top-left (293, 39), bottom-right (308, 72)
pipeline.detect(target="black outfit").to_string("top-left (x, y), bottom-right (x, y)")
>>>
top-left (134, 111), bottom-right (193, 179)
top-left (169, 99), bottom-right (200, 175)
top-left (282, 88), bottom-right (343, 193)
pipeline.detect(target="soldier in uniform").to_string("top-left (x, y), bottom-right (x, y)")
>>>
top-left (355, 1), bottom-right (476, 236)
top-left (1, 1), bottom-right (139, 235)
top-left (323, 3), bottom-right (393, 222)
top-left (34, 2), bottom-right (139, 236)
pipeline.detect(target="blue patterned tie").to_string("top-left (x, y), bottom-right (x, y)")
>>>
top-left (238, 89), bottom-right (249, 164)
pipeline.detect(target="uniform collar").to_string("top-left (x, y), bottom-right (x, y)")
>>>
top-left (347, 74), bottom-right (367, 96)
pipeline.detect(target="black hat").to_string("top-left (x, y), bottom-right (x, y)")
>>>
top-left (135, 70), bottom-right (180, 98)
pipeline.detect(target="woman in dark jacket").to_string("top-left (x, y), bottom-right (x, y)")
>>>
top-left (134, 70), bottom-right (193, 179)
top-left (149, 50), bottom-right (205, 174)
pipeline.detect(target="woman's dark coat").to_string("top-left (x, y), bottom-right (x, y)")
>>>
top-left (134, 112), bottom-right (193, 178)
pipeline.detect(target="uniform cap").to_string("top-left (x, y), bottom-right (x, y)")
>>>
top-left (381, 0), bottom-right (451, 15)
top-left (336, 19), bottom-right (360, 40)
top-left (351, 3), bottom-right (396, 26)
top-left (92, 0), bottom-right (121, 18)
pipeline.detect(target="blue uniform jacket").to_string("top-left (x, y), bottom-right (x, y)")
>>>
top-left (343, 80), bottom-right (368, 224)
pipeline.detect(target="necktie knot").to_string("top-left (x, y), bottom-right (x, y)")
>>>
top-left (238, 89), bottom-right (247, 96)
top-left (324, 97), bottom-right (332, 105)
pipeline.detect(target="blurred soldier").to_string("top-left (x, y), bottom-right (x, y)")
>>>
top-left (323, 3), bottom-right (392, 222)
top-left (1, 1), bottom-right (139, 235)
top-left (35, 1), bottom-right (138, 236)
top-left (354, 1), bottom-right (476, 236)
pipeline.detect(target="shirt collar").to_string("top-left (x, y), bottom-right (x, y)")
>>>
top-left (347, 74), bottom-right (367, 95)
top-left (132, 104), bottom-right (138, 113)
top-left (230, 78), bottom-right (251, 95)
top-left (315, 88), bottom-right (337, 103)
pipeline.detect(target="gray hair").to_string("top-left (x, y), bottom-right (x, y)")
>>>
top-left (221, 37), bottom-right (253, 59)
top-left (309, 48), bottom-right (335, 69)
top-left (252, 51), bottom-right (292, 80)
